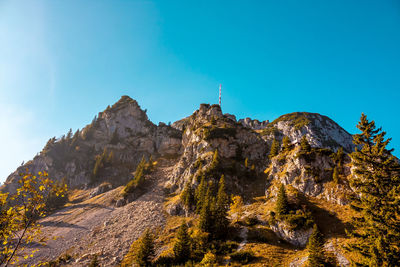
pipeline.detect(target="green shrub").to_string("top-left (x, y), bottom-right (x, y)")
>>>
top-left (247, 228), bottom-right (270, 243)
top-left (243, 215), bottom-right (259, 226)
top-left (218, 241), bottom-right (239, 254)
top-left (230, 251), bottom-right (256, 264)
top-left (203, 126), bottom-right (236, 140)
top-left (283, 210), bottom-right (314, 231)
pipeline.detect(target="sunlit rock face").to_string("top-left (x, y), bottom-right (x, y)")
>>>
top-left (2, 96), bottom-right (183, 192)
top-left (3, 97), bottom-right (355, 208)
top-left (261, 112), bottom-right (354, 153)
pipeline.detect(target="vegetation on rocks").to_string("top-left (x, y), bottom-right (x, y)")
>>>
top-left (3, 97), bottom-right (400, 266)
top-left (122, 156), bottom-right (155, 197)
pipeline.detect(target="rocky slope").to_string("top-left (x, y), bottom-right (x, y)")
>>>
top-left (2, 96), bottom-right (182, 193)
top-left (2, 96), bottom-right (359, 266)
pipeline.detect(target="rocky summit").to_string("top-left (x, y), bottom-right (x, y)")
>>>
top-left (0, 96), bottom-right (368, 266)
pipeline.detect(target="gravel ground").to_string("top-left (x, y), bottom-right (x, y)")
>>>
top-left (19, 161), bottom-right (174, 266)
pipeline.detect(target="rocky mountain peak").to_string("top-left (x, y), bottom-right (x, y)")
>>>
top-left (262, 112), bottom-right (354, 152)
top-left (196, 103), bottom-right (224, 120)
top-left (239, 117), bottom-right (269, 130)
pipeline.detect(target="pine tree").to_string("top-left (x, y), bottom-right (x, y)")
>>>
top-left (346, 113), bottom-right (400, 266)
top-left (71, 129), bottom-right (80, 147)
top-left (282, 136), bottom-right (291, 152)
top-left (307, 224), bottom-right (326, 267)
top-left (275, 184), bottom-right (289, 216)
top-left (332, 167), bottom-right (339, 184)
top-left (199, 197), bottom-right (212, 234)
top-left (269, 139), bottom-right (280, 158)
top-left (230, 195), bottom-right (244, 223)
top-left (210, 149), bottom-right (220, 170)
top-left (335, 147), bottom-right (344, 168)
top-left (199, 182), bottom-right (215, 235)
top-left (135, 228), bottom-right (155, 267)
top-left (215, 175), bottom-right (229, 239)
top-left (181, 182), bottom-right (195, 210)
top-left (173, 222), bottom-right (192, 263)
top-left (300, 135), bottom-right (311, 152)
top-left (66, 128), bottom-right (73, 139)
top-left (195, 175), bottom-right (207, 213)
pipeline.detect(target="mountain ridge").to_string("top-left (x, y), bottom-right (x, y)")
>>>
top-left (1, 95), bottom-right (361, 266)
top-left (2, 96), bottom-right (353, 193)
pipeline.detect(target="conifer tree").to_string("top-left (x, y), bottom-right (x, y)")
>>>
top-left (67, 128), bottom-right (73, 139)
top-left (230, 195), bottom-right (244, 223)
top-left (269, 139), bottom-right (280, 158)
top-left (71, 129), bottom-right (80, 147)
top-left (195, 175), bottom-right (207, 213)
top-left (199, 197), bottom-right (212, 234)
top-left (215, 175), bottom-right (229, 239)
top-left (275, 184), bottom-right (289, 216)
top-left (135, 228), bottom-right (155, 267)
top-left (300, 135), bottom-right (311, 152)
top-left (181, 182), bottom-right (195, 210)
top-left (332, 167), bottom-right (339, 184)
top-left (282, 136), bottom-right (291, 152)
top-left (335, 147), bottom-right (344, 168)
top-left (210, 149), bottom-right (220, 170)
top-left (307, 224), bottom-right (326, 267)
top-left (173, 222), bottom-right (192, 263)
top-left (346, 113), bottom-right (400, 266)
top-left (199, 182), bottom-right (215, 235)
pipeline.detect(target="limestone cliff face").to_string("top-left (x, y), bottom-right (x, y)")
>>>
top-left (238, 117), bottom-right (269, 130)
top-left (261, 112), bottom-right (354, 153)
top-left (3, 96), bottom-right (182, 192)
top-left (3, 98), bottom-right (355, 207)
top-left (169, 104), bottom-right (269, 192)
top-left (265, 146), bottom-right (353, 205)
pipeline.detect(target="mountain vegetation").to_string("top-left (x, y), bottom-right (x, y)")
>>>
top-left (1, 96), bottom-right (399, 266)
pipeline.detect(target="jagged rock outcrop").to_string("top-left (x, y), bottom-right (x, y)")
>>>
top-left (2, 96), bottom-right (183, 192)
top-left (239, 117), bottom-right (269, 130)
top-left (270, 221), bottom-right (313, 247)
top-left (261, 112), bottom-right (354, 152)
top-left (168, 104), bottom-right (269, 192)
top-left (265, 146), bottom-right (352, 205)
top-left (3, 98), bottom-right (355, 206)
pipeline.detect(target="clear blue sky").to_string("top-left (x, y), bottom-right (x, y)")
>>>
top-left (1, 0), bottom-right (399, 182)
